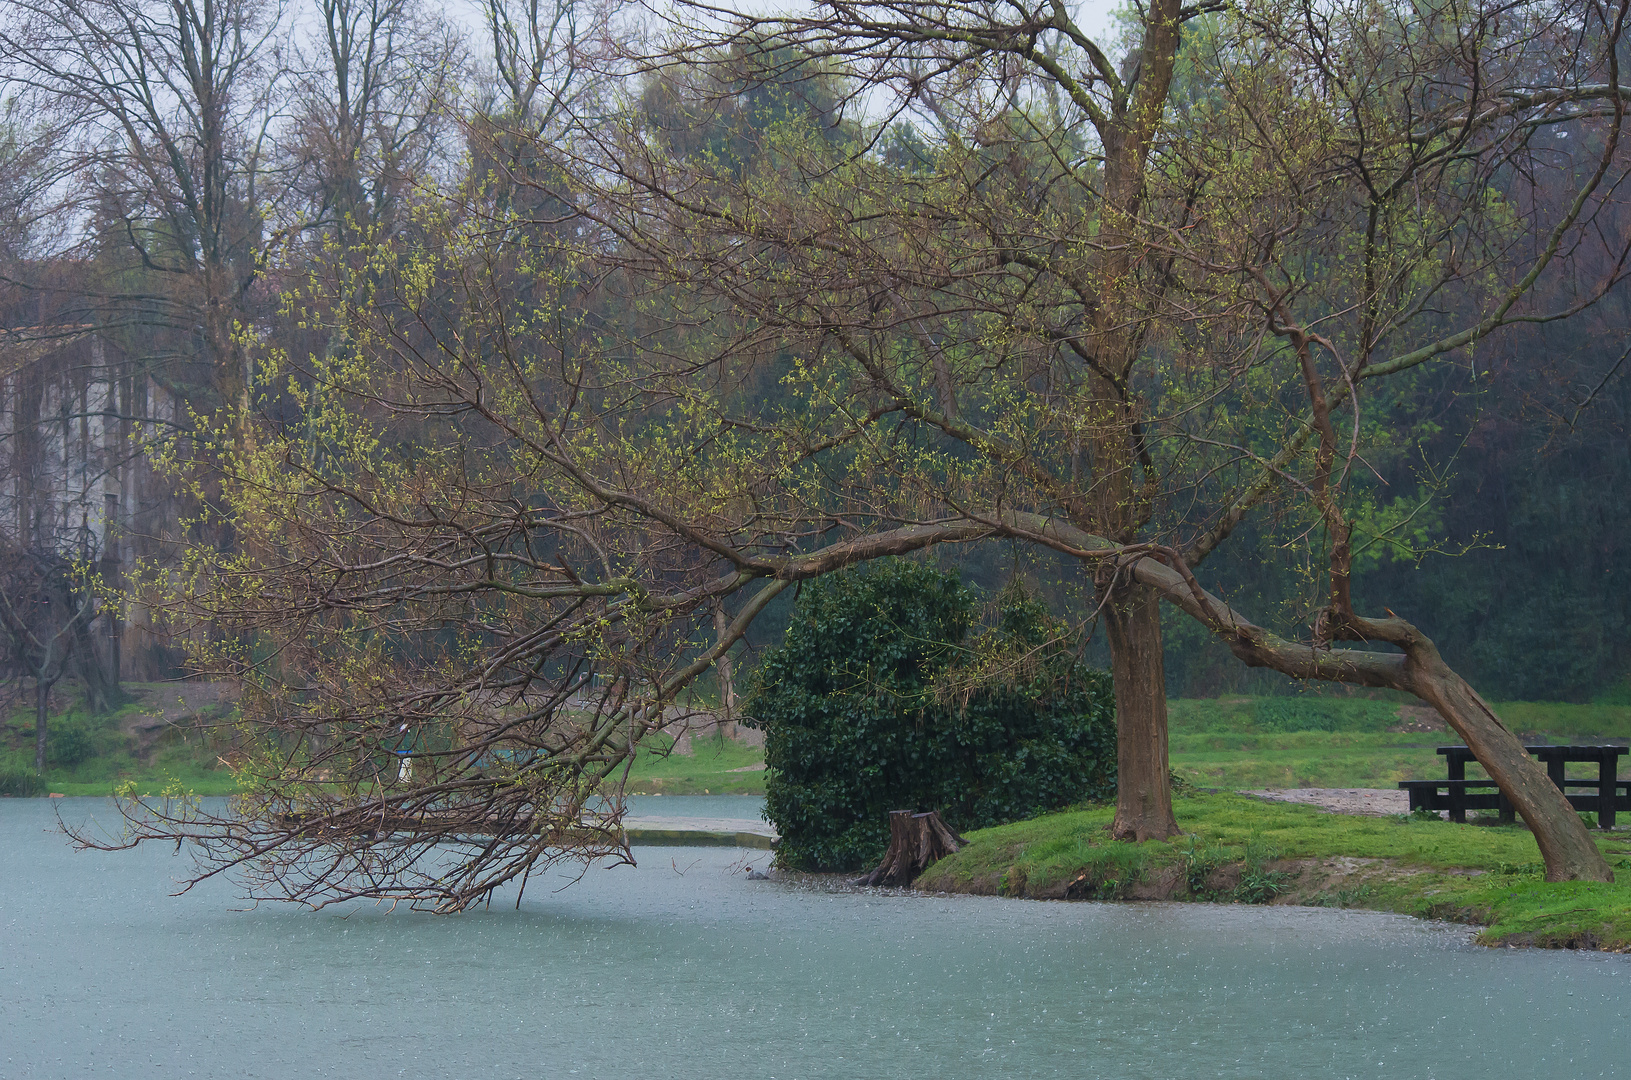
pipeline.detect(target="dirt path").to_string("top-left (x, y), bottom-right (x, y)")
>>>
top-left (1238, 788), bottom-right (1410, 816)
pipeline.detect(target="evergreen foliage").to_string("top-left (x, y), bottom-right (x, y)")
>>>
top-left (48, 717), bottom-right (95, 767)
top-left (744, 560), bottom-right (1115, 871)
top-left (0, 760), bottom-right (44, 796)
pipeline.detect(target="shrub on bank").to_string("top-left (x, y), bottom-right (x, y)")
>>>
top-left (0, 759), bottom-right (44, 796)
top-left (50, 716), bottom-right (96, 767)
top-left (744, 561), bottom-right (1115, 871)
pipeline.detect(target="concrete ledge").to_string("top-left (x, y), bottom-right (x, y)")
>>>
top-left (624, 828), bottom-right (775, 850)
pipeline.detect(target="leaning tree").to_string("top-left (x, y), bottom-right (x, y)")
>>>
top-left (575, 0), bottom-right (1631, 875)
top-left (81, 0), bottom-right (1631, 899)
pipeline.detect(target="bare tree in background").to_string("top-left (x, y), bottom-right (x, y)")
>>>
top-left (0, 0), bottom-right (290, 415)
top-left (0, 100), bottom-right (59, 266)
top-left (0, 539), bottom-right (108, 772)
top-left (477, 0), bottom-right (612, 131)
top-left (285, 0), bottom-right (463, 247)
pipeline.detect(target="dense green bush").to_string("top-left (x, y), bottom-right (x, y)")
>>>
top-left (50, 717), bottom-right (96, 767)
top-left (744, 561), bottom-right (1116, 871)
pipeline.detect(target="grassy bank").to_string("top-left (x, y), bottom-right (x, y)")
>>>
top-left (1167, 696), bottom-right (1631, 789)
top-left (623, 731), bottom-right (767, 795)
top-left (7, 690), bottom-right (1626, 799)
top-left (0, 683), bottom-right (241, 797)
top-left (0, 687), bottom-right (771, 798)
top-left (916, 792), bottom-right (1631, 950)
top-left (627, 694), bottom-right (1631, 796)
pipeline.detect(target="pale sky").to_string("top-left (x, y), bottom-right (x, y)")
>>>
top-left (443, 0), bottom-right (1127, 55)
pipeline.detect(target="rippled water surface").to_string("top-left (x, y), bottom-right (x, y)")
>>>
top-left (2, 797), bottom-right (1624, 1079)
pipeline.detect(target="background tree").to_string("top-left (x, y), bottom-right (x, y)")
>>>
top-left (0, 542), bottom-right (107, 772)
top-left (284, 0), bottom-right (462, 250)
top-left (0, 0), bottom-right (288, 416)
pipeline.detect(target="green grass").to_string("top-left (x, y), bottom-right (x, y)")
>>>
top-left (1490, 701), bottom-right (1631, 740)
top-left (40, 753), bottom-right (244, 797)
top-left (8, 689), bottom-right (1625, 800)
top-left (916, 791), bottom-right (1631, 949)
top-left (622, 731), bottom-right (767, 795)
top-left (0, 684), bottom-right (772, 798)
top-left (0, 683), bottom-right (241, 797)
top-left (1171, 733), bottom-right (1448, 789)
top-left (1166, 696), bottom-right (1631, 789)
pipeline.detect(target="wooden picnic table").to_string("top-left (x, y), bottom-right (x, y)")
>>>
top-left (1399, 745), bottom-right (1630, 827)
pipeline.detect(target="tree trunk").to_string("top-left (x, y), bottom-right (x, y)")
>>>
top-left (854, 809), bottom-right (965, 886)
top-left (1080, 535), bottom-right (1616, 882)
top-left (711, 603), bottom-right (736, 739)
top-left (1411, 655), bottom-right (1611, 882)
top-left (34, 677), bottom-right (48, 774)
top-left (1103, 583), bottom-right (1180, 841)
top-left (73, 615), bottom-right (125, 714)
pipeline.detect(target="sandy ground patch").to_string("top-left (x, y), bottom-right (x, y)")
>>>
top-left (1239, 787), bottom-right (1410, 816)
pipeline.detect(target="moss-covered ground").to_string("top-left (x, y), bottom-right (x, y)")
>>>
top-left (916, 791), bottom-right (1631, 950)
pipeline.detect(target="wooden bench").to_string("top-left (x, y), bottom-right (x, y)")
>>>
top-left (1400, 745), bottom-right (1630, 827)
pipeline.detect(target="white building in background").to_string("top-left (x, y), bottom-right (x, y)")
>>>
top-left (0, 326), bottom-right (186, 682)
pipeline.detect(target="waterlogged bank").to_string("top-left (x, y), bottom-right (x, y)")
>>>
top-left (917, 793), bottom-right (1631, 950)
top-left (4, 799), bottom-right (1629, 1079)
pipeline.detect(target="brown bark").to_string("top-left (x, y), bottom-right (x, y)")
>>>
top-left (1103, 582), bottom-right (1179, 841)
top-left (1002, 512), bottom-right (1614, 882)
top-left (854, 810), bottom-right (966, 887)
top-left (1083, 0), bottom-right (1185, 844)
top-left (711, 602), bottom-right (736, 739)
top-left (1409, 652), bottom-right (1611, 882)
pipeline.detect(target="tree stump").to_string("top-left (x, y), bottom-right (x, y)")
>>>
top-left (853, 809), bottom-right (966, 887)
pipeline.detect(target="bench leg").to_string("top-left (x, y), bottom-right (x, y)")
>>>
top-left (1547, 757), bottom-right (1566, 791)
top-left (1448, 784), bottom-right (1466, 824)
top-left (1443, 758), bottom-right (1467, 823)
top-left (1601, 758), bottom-right (1617, 829)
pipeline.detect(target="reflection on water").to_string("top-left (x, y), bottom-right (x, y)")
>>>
top-left (2, 797), bottom-right (1624, 1079)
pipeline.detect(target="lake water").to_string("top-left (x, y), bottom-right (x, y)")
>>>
top-left (2, 797), bottom-right (1625, 1079)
